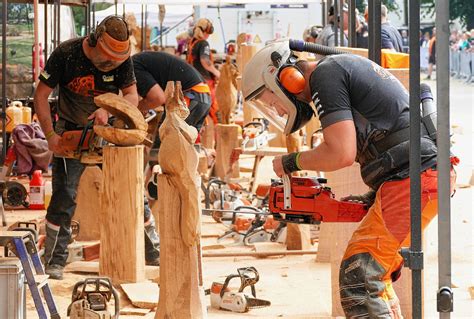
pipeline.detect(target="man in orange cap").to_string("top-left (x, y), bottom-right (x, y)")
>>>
top-left (34, 16), bottom-right (160, 280)
top-left (187, 18), bottom-right (221, 124)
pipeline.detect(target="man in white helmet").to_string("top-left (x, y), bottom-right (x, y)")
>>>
top-left (242, 40), bottom-right (453, 318)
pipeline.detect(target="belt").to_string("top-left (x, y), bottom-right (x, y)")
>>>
top-left (186, 82), bottom-right (211, 94)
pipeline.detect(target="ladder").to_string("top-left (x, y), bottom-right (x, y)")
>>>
top-left (0, 231), bottom-right (60, 319)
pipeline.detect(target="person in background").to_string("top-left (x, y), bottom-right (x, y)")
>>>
top-left (380, 4), bottom-right (403, 52)
top-left (316, 4), bottom-right (348, 48)
top-left (400, 29), bottom-right (409, 53)
top-left (187, 18), bottom-right (220, 124)
top-left (303, 25), bottom-right (322, 43)
top-left (356, 13), bottom-right (369, 49)
top-left (426, 27), bottom-right (436, 80)
top-left (421, 31), bottom-right (431, 48)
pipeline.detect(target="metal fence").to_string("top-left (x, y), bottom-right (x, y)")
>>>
top-left (450, 50), bottom-right (474, 82)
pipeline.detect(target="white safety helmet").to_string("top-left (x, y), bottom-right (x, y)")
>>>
top-left (242, 40), bottom-right (314, 135)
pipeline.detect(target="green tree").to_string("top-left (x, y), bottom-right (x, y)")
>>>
top-left (421, 0), bottom-right (474, 30)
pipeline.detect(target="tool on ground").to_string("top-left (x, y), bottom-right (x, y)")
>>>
top-left (68, 277), bottom-right (119, 319)
top-left (209, 266), bottom-right (271, 312)
top-left (241, 118), bottom-right (276, 150)
top-left (269, 175), bottom-right (368, 224)
top-left (0, 231), bottom-right (60, 319)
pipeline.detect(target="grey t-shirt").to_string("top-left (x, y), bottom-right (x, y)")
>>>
top-left (315, 23), bottom-right (348, 48)
top-left (381, 23), bottom-right (404, 52)
top-left (310, 54), bottom-right (437, 188)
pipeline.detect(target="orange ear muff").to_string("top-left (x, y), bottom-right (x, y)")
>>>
top-left (279, 66), bottom-right (305, 94)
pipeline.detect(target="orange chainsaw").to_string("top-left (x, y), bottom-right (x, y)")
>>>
top-left (61, 120), bottom-right (105, 164)
top-left (269, 175), bottom-right (368, 224)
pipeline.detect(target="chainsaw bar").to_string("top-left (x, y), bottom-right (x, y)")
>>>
top-left (245, 296), bottom-right (271, 309)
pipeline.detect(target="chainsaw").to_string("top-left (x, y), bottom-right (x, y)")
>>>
top-left (241, 118), bottom-right (276, 150)
top-left (67, 277), bottom-right (119, 319)
top-left (269, 175), bottom-right (369, 224)
top-left (61, 110), bottom-right (157, 164)
top-left (209, 266), bottom-right (271, 312)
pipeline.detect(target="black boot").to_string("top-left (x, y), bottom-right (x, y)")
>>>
top-left (43, 222), bottom-right (71, 280)
top-left (144, 215), bottom-right (160, 266)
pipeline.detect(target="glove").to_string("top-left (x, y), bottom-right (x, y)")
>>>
top-left (341, 190), bottom-right (376, 207)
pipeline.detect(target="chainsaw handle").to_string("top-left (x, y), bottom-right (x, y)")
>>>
top-left (282, 175), bottom-right (292, 209)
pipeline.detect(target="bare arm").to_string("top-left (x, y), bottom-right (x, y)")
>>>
top-left (200, 56), bottom-right (220, 79)
top-left (138, 84), bottom-right (165, 113)
top-left (273, 120), bottom-right (357, 176)
top-left (121, 84), bottom-right (139, 107)
top-left (34, 81), bottom-right (55, 135)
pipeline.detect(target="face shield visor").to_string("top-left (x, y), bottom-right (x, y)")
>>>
top-left (245, 65), bottom-right (314, 135)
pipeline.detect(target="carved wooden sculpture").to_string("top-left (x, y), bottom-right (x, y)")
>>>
top-left (156, 81), bottom-right (204, 318)
top-left (215, 56), bottom-right (239, 124)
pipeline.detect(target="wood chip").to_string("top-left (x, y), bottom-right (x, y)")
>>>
top-left (121, 282), bottom-right (159, 309)
top-left (469, 286), bottom-right (474, 300)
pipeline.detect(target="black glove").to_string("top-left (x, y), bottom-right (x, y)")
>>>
top-left (341, 190), bottom-right (376, 207)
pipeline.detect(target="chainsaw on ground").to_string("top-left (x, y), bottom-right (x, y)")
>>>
top-left (241, 118), bottom-right (276, 150)
top-left (209, 266), bottom-right (271, 312)
top-left (67, 277), bottom-right (119, 319)
top-left (269, 175), bottom-right (369, 224)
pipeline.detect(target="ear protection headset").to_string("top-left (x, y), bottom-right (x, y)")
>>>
top-left (271, 51), bottom-right (306, 94)
top-left (198, 18), bottom-right (214, 35)
top-left (88, 15), bottom-right (130, 47)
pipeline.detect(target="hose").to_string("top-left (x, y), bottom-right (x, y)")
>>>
top-left (289, 39), bottom-right (347, 56)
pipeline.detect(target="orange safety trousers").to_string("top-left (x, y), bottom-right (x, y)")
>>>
top-left (339, 168), bottom-right (456, 318)
top-left (206, 78), bottom-right (219, 124)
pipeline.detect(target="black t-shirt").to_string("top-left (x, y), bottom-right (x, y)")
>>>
top-left (189, 39), bottom-right (212, 80)
top-left (310, 54), bottom-right (437, 187)
top-left (381, 23), bottom-right (404, 52)
top-left (39, 37), bottom-right (136, 127)
top-left (132, 51), bottom-right (204, 98)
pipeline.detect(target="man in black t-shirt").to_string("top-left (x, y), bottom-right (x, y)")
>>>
top-left (34, 16), bottom-right (160, 280)
top-left (133, 51), bottom-right (211, 140)
top-left (187, 18), bottom-right (220, 124)
top-left (242, 41), bottom-right (452, 318)
top-left (381, 5), bottom-right (403, 52)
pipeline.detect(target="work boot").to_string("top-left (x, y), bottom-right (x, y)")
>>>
top-left (144, 215), bottom-right (160, 266)
top-left (45, 264), bottom-right (64, 280)
top-left (43, 222), bottom-right (71, 280)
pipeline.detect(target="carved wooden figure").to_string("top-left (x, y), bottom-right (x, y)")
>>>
top-left (215, 56), bottom-right (239, 124)
top-left (156, 81), bottom-right (205, 318)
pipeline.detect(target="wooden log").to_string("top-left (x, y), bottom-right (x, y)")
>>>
top-left (99, 145), bottom-right (145, 284)
top-left (156, 81), bottom-right (205, 318)
top-left (74, 166), bottom-right (102, 241)
top-left (200, 118), bottom-right (215, 149)
top-left (214, 124), bottom-right (240, 180)
top-left (65, 261), bottom-right (159, 281)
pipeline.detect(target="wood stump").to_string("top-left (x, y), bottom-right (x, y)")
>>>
top-left (99, 146), bottom-right (145, 284)
top-left (215, 56), bottom-right (238, 124)
top-left (214, 124), bottom-right (240, 180)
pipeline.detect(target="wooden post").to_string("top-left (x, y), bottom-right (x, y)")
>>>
top-left (99, 146), bottom-right (145, 284)
top-left (74, 166), bottom-right (103, 241)
top-left (156, 81), bottom-right (205, 318)
top-left (214, 124), bottom-right (240, 180)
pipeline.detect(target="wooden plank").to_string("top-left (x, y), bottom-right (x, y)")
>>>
top-left (388, 68), bottom-right (409, 90)
top-left (121, 282), bottom-right (159, 309)
top-left (156, 81), bottom-right (205, 318)
top-left (74, 166), bottom-right (102, 241)
top-left (202, 249), bottom-right (317, 258)
top-left (65, 261), bottom-right (159, 281)
top-left (120, 307), bottom-right (151, 316)
top-left (99, 146), bottom-right (146, 284)
top-left (214, 124), bottom-right (240, 180)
